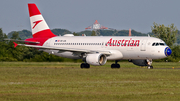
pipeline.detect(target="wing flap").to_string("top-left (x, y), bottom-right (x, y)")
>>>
top-left (18, 44), bottom-right (91, 53)
top-left (17, 43), bottom-right (111, 55)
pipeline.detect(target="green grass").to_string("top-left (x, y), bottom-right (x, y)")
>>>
top-left (0, 62), bottom-right (180, 101)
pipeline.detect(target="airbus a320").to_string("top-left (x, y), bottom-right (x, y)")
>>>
top-left (9, 3), bottom-right (172, 69)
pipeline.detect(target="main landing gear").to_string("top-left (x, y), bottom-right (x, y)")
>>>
top-left (111, 60), bottom-right (120, 68)
top-left (80, 63), bottom-right (90, 69)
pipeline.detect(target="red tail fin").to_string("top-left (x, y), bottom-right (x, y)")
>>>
top-left (28, 3), bottom-right (56, 38)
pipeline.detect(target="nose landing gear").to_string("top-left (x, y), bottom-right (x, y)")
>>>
top-left (147, 66), bottom-right (153, 69)
top-left (146, 59), bottom-right (153, 69)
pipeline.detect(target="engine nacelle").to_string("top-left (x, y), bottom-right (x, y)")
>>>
top-left (86, 54), bottom-right (107, 66)
top-left (131, 59), bottom-right (152, 66)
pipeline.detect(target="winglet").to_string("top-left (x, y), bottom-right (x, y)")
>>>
top-left (13, 42), bottom-right (18, 48)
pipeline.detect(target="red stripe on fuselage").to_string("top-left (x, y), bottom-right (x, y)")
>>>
top-left (28, 3), bottom-right (41, 17)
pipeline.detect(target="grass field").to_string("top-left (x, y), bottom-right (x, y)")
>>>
top-left (0, 62), bottom-right (180, 101)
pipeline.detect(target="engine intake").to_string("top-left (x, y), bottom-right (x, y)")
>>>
top-left (86, 54), bottom-right (107, 66)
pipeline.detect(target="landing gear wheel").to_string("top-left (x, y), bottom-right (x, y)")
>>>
top-left (111, 64), bottom-right (115, 68)
top-left (111, 60), bottom-right (121, 69)
top-left (111, 64), bottom-right (120, 69)
top-left (116, 64), bottom-right (120, 68)
top-left (80, 63), bottom-right (85, 68)
top-left (147, 66), bottom-right (153, 69)
top-left (80, 63), bottom-right (90, 69)
top-left (85, 64), bottom-right (90, 68)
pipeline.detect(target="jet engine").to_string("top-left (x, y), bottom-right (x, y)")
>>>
top-left (86, 54), bottom-right (107, 66)
top-left (130, 59), bottom-right (152, 66)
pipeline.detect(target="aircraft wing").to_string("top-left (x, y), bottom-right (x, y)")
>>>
top-left (17, 43), bottom-right (111, 55)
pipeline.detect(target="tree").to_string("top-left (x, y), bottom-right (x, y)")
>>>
top-left (73, 32), bottom-right (79, 36)
top-left (11, 31), bottom-right (21, 40)
top-left (0, 28), bottom-right (7, 41)
top-left (0, 29), bottom-right (4, 41)
top-left (151, 22), bottom-right (178, 47)
top-left (91, 30), bottom-right (96, 36)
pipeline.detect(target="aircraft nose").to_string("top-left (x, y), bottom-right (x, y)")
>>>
top-left (164, 47), bottom-right (172, 57)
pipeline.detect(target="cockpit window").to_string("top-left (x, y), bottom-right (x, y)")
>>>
top-left (159, 43), bottom-right (165, 46)
top-left (152, 43), bottom-right (155, 46)
top-left (155, 43), bottom-right (159, 46)
top-left (152, 42), bottom-right (167, 46)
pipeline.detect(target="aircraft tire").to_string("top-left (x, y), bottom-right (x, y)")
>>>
top-left (81, 63), bottom-right (90, 69)
top-left (111, 64), bottom-right (120, 69)
top-left (85, 64), bottom-right (90, 68)
top-left (116, 64), bottom-right (120, 68)
top-left (111, 64), bottom-right (115, 68)
top-left (81, 63), bottom-right (86, 68)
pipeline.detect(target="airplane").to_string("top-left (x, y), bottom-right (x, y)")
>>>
top-left (9, 3), bottom-right (172, 69)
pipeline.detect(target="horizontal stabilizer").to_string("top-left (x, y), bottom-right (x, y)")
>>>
top-left (4, 39), bottom-right (40, 44)
top-left (13, 42), bottom-right (18, 48)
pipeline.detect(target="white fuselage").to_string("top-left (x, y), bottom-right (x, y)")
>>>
top-left (42, 35), bottom-right (168, 60)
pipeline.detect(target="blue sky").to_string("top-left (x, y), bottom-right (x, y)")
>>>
top-left (0, 0), bottom-right (180, 34)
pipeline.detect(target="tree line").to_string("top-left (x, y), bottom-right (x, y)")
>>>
top-left (1, 22), bottom-right (180, 62)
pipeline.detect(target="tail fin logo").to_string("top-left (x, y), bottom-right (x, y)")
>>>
top-left (33, 20), bottom-right (43, 29)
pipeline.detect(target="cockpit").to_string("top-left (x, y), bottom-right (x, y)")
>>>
top-left (152, 42), bottom-right (167, 46)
